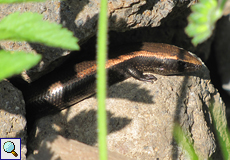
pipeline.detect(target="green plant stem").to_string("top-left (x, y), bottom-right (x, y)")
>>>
top-left (97, 0), bottom-right (108, 159)
top-left (173, 123), bottom-right (199, 160)
top-left (219, 0), bottom-right (227, 10)
top-left (210, 99), bottom-right (230, 160)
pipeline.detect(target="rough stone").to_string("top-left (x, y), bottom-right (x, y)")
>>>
top-left (27, 62), bottom-right (226, 159)
top-left (0, 81), bottom-right (27, 160)
top-left (27, 135), bottom-right (134, 160)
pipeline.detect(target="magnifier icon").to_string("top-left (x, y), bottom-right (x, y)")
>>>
top-left (3, 141), bottom-right (18, 157)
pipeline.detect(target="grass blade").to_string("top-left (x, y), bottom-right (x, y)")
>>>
top-left (97, 0), bottom-right (108, 159)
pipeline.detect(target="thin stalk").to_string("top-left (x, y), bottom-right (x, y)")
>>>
top-left (96, 0), bottom-right (108, 159)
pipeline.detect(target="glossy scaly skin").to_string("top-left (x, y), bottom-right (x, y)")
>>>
top-left (23, 42), bottom-right (202, 118)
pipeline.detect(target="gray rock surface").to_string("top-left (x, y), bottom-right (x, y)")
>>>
top-left (27, 63), bottom-right (226, 159)
top-left (0, 81), bottom-right (27, 160)
top-left (27, 135), bottom-right (134, 160)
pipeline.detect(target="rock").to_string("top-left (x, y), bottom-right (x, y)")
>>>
top-left (27, 62), bottom-right (226, 159)
top-left (0, 81), bottom-right (27, 160)
top-left (27, 135), bottom-right (134, 160)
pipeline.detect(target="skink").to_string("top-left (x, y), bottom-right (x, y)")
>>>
top-left (21, 42), bottom-right (202, 119)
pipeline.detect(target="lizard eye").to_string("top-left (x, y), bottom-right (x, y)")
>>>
top-left (178, 61), bottom-right (187, 67)
top-left (177, 61), bottom-right (187, 72)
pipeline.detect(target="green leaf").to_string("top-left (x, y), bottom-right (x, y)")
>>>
top-left (186, 24), bottom-right (209, 37)
top-left (212, 9), bottom-right (223, 22)
top-left (173, 124), bottom-right (199, 160)
top-left (0, 50), bottom-right (41, 81)
top-left (188, 13), bottom-right (208, 24)
top-left (191, 30), bottom-right (211, 46)
top-left (205, 0), bottom-right (217, 8)
top-left (0, 12), bottom-right (79, 50)
top-left (185, 0), bottom-right (223, 46)
top-left (0, 0), bottom-right (45, 3)
top-left (209, 99), bottom-right (230, 160)
top-left (191, 4), bottom-right (209, 15)
top-left (200, 0), bottom-right (209, 3)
